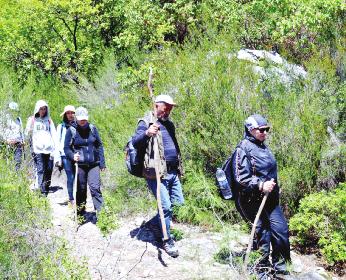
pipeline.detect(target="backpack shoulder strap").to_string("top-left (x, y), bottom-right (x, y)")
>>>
top-left (70, 126), bottom-right (77, 139)
top-left (59, 123), bottom-right (64, 142)
top-left (89, 124), bottom-right (97, 137)
top-left (138, 115), bottom-right (151, 128)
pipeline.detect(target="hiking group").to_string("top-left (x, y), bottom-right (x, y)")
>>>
top-left (0, 95), bottom-right (291, 279)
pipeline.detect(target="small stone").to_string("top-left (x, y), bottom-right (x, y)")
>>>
top-left (291, 258), bottom-right (303, 273)
top-left (238, 235), bottom-right (249, 246)
top-left (299, 272), bottom-right (326, 280)
top-left (213, 262), bottom-right (224, 267)
top-left (315, 267), bottom-right (329, 279)
top-left (53, 220), bottom-right (62, 226)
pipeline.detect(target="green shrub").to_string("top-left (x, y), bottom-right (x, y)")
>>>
top-left (290, 183), bottom-right (346, 265)
top-left (0, 163), bottom-right (88, 279)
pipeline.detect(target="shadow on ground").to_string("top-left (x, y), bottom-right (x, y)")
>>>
top-left (49, 186), bottom-right (63, 193)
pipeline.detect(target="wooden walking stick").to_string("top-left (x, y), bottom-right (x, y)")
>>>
top-left (73, 162), bottom-right (78, 230)
top-left (243, 179), bottom-right (274, 272)
top-left (148, 67), bottom-right (168, 241)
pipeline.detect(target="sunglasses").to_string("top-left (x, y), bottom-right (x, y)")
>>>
top-left (257, 127), bottom-right (270, 133)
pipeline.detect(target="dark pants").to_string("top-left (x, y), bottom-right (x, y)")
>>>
top-left (35, 153), bottom-right (53, 195)
top-left (62, 156), bottom-right (74, 201)
top-left (237, 197), bottom-right (291, 272)
top-left (13, 143), bottom-right (23, 171)
top-left (76, 165), bottom-right (103, 215)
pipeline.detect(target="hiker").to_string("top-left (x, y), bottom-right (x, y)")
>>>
top-left (56, 105), bottom-right (76, 205)
top-left (132, 94), bottom-right (184, 258)
top-left (64, 107), bottom-right (105, 221)
top-left (0, 102), bottom-right (24, 171)
top-left (25, 100), bottom-right (59, 196)
top-left (232, 114), bottom-right (291, 278)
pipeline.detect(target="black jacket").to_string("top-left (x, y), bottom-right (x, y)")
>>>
top-left (64, 123), bottom-right (105, 169)
top-left (232, 129), bottom-right (280, 206)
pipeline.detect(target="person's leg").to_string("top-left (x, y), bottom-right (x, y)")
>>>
top-left (87, 166), bottom-right (103, 212)
top-left (42, 155), bottom-right (53, 194)
top-left (147, 177), bottom-right (172, 240)
top-left (76, 166), bottom-right (88, 216)
top-left (254, 215), bottom-right (272, 278)
top-left (35, 153), bottom-right (46, 195)
top-left (238, 199), bottom-right (272, 277)
top-left (14, 143), bottom-right (23, 171)
top-left (168, 171), bottom-right (184, 207)
top-left (62, 156), bottom-right (74, 201)
top-left (268, 205), bottom-right (291, 273)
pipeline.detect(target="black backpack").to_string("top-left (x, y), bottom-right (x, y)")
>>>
top-left (125, 117), bottom-right (151, 177)
top-left (219, 140), bottom-right (251, 200)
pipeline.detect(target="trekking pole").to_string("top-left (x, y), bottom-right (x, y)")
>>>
top-left (73, 162), bottom-right (79, 230)
top-left (148, 67), bottom-right (168, 241)
top-left (243, 185), bottom-right (271, 271)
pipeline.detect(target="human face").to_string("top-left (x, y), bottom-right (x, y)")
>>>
top-left (77, 119), bottom-right (88, 126)
top-left (65, 111), bottom-right (75, 122)
top-left (39, 106), bottom-right (47, 118)
top-left (155, 102), bottom-right (173, 120)
top-left (250, 126), bottom-right (270, 142)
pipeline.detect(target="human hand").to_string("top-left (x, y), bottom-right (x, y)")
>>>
top-left (74, 153), bottom-right (80, 161)
top-left (145, 123), bottom-right (160, 137)
top-left (262, 179), bottom-right (276, 193)
top-left (6, 139), bottom-right (16, 145)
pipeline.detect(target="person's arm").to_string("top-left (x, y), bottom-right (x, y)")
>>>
top-left (56, 124), bottom-right (62, 146)
top-left (64, 128), bottom-right (75, 161)
top-left (49, 119), bottom-right (61, 164)
top-left (24, 116), bottom-right (33, 140)
top-left (232, 147), bottom-right (262, 193)
top-left (93, 126), bottom-right (106, 169)
top-left (132, 120), bottom-right (150, 149)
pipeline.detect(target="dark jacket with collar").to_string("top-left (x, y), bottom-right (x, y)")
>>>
top-left (132, 112), bottom-right (183, 177)
top-left (64, 123), bottom-right (105, 169)
top-left (232, 128), bottom-right (280, 206)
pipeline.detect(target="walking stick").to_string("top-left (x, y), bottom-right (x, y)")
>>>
top-left (148, 68), bottom-right (168, 241)
top-left (243, 191), bottom-right (269, 271)
top-left (73, 162), bottom-right (78, 230)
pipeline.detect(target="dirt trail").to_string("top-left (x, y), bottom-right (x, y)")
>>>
top-left (47, 169), bottom-right (343, 280)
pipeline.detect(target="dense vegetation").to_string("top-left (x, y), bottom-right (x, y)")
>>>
top-left (0, 0), bottom-right (345, 275)
top-left (0, 163), bottom-right (88, 279)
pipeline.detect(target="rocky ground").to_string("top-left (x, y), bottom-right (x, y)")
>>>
top-left (46, 169), bottom-right (344, 280)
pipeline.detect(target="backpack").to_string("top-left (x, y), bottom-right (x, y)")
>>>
top-left (218, 140), bottom-right (252, 200)
top-left (125, 117), bottom-right (151, 177)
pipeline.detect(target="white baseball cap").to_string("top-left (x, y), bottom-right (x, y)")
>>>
top-left (60, 105), bottom-right (76, 117)
top-left (75, 107), bottom-right (89, 121)
top-left (154, 94), bottom-right (176, 106)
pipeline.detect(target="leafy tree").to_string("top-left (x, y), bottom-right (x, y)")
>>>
top-left (0, 0), bottom-right (104, 79)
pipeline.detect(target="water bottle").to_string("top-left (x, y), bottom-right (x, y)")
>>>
top-left (216, 168), bottom-right (232, 200)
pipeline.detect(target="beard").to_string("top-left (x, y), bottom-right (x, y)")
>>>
top-left (157, 112), bottom-right (170, 121)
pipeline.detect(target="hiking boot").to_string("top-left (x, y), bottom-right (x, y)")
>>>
top-left (162, 238), bottom-right (179, 258)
